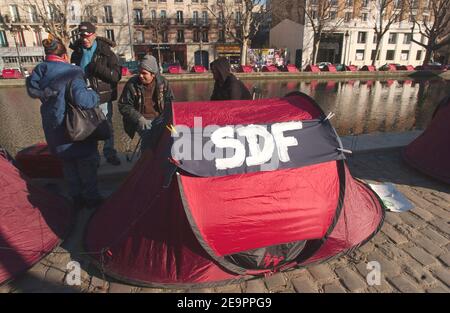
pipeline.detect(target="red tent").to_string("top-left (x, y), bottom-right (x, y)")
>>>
top-left (84, 92), bottom-right (384, 287)
top-left (0, 152), bottom-right (73, 285)
top-left (403, 95), bottom-right (450, 183)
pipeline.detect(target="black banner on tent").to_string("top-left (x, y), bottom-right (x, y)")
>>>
top-left (171, 119), bottom-right (345, 177)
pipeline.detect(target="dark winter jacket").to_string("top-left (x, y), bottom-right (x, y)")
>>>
top-left (70, 36), bottom-right (121, 103)
top-left (210, 58), bottom-right (252, 101)
top-left (26, 60), bottom-right (100, 160)
top-left (118, 74), bottom-right (174, 139)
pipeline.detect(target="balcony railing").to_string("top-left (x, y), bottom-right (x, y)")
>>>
top-left (80, 16), bottom-right (98, 23)
top-left (0, 15), bottom-right (44, 24)
top-left (0, 46), bottom-right (45, 56)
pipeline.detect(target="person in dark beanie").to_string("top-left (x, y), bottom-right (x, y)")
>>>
top-left (210, 57), bottom-right (252, 101)
top-left (118, 55), bottom-right (173, 153)
top-left (26, 38), bottom-right (103, 209)
top-left (70, 22), bottom-right (122, 166)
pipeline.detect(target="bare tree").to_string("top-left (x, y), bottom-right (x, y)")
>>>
top-left (370, 0), bottom-right (406, 66)
top-left (301, 0), bottom-right (350, 64)
top-left (204, 0), bottom-right (268, 65)
top-left (145, 17), bottom-right (170, 68)
top-left (1, 0), bottom-right (108, 48)
top-left (409, 0), bottom-right (450, 65)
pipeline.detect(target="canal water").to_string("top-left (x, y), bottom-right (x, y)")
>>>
top-left (0, 78), bottom-right (448, 156)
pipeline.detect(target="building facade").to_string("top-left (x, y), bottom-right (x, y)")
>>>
top-left (131, 0), bottom-right (243, 69)
top-left (0, 0), bottom-right (134, 71)
top-left (270, 0), bottom-right (433, 68)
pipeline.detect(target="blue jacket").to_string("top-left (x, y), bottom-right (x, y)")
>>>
top-left (26, 60), bottom-right (100, 160)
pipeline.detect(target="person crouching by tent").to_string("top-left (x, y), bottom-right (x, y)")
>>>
top-left (210, 57), bottom-right (252, 101)
top-left (26, 38), bottom-right (103, 210)
top-left (118, 55), bottom-right (173, 153)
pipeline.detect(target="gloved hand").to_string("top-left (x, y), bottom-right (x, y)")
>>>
top-left (138, 116), bottom-right (151, 131)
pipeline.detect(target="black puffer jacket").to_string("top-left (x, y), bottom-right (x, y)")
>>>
top-left (210, 58), bottom-right (252, 101)
top-left (70, 36), bottom-right (122, 103)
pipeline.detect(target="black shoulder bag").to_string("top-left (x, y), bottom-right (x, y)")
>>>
top-left (64, 80), bottom-right (111, 142)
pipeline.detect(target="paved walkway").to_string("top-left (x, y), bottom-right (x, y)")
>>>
top-left (1, 148), bottom-right (449, 293)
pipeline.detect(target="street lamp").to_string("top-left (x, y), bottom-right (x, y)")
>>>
top-left (344, 31), bottom-right (350, 65)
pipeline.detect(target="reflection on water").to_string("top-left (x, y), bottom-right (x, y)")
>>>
top-left (0, 78), bottom-right (448, 155)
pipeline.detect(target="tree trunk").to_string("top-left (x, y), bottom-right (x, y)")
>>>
top-left (241, 39), bottom-right (248, 65)
top-left (312, 36), bottom-right (320, 64)
top-left (371, 39), bottom-right (381, 66)
top-left (422, 48), bottom-right (432, 65)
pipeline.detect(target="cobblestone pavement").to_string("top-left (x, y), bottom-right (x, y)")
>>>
top-left (1, 149), bottom-right (449, 293)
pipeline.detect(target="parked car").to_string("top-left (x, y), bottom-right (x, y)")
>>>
top-left (317, 62), bottom-right (332, 70)
top-left (415, 62), bottom-right (447, 71)
top-left (379, 63), bottom-right (399, 71)
top-left (1, 68), bottom-right (24, 79)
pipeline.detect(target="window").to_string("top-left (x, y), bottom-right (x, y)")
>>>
top-left (416, 50), bottom-right (422, 61)
top-left (193, 30), bottom-right (200, 42)
top-left (34, 30), bottom-right (42, 46)
top-left (202, 30), bottom-right (209, 42)
top-left (192, 0), bottom-right (199, 2)
top-left (218, 11), bottom-right (224, 24)
top-left (403, 33), bottom-right (412, 44)
top-left (357, 32), bottom-right (367, 44)
top-left (106, 29), bottom-right (115, 42)
top-left (176, 11), bottom-right (184, 24)
top-left (193, 11), bottom-right (199, 23)
top-left (16, 31), bottom-right (26, 47)
top-left (394, 0), bottom-right (402, 8)
top-left (218, 29), bottom-right (225, 42)
top-left (175, 0), bottom-right (183, 2)
top-left (69, 5), bottom-right (76, 21)
top-left (10, 5), bottom-right (20, 22)
top-left (29, 5), bottom-right (39, 23)
top-left (361, 13), bottom-right (368, 21)
top-left (151, 10), bottom-right (157, 20)
top-left (371, 50), bottom-right (380, 61)
top-left (0, 31), bottom-right (8, 47)
top-left (71, 30), bottom-right (79, 41)
top-left (162, 31), bottom-right (168, 43)
top-left (201, 0), bottom-right (208, 3)
top-left (177, 30), bottom-right (185, 42)
top-left (386, 50), bottom-right (395, 60)
top-left (330, 11), bottom-right (337, 20)
top-left (416, 50), bottom-right (422, 60)
top-left (161, 10), bottom-right (167, 19)
top-left (135, 31), bottom-right (144, 44)
top-left (344, 12), bottom-right (352, 22)
top-left (355, 49), bottom-right (365, 60)
top-left (388, 33), bottom-right (397, 44)
top-left (104, 6), bottom-right (113, 23)
top-left (373, 33), bottom-right (378, 44)
top-left (409, 15), bottom-right (416, 23)
top-left (236, 11), bottom-right (241, 24)
top-left (134, 9), bottom-right (143, 24)
top-left (362, 0), bottom-right (369, 7)
top-left (346, 0), bottom-right (353, 6)
top-left (311, 10), bottom-right (317, 19)
top-left (411, 0), bottom-right (419, 8)
top-left (423, 16), bottom-right (428, 24)
top-left (48, 4), bottom-right (59, 20)
top-left (202, 11), bottom-right (208, 23)
top-left (400, 50), bottom-right (409, 61)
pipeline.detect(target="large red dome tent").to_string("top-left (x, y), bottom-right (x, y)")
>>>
top-left (403, 95), bottom-right (450, 184)
top-left (84, 92), bottom-right (385, 287)
top-left (0, 150), bottom-right (73, 286)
